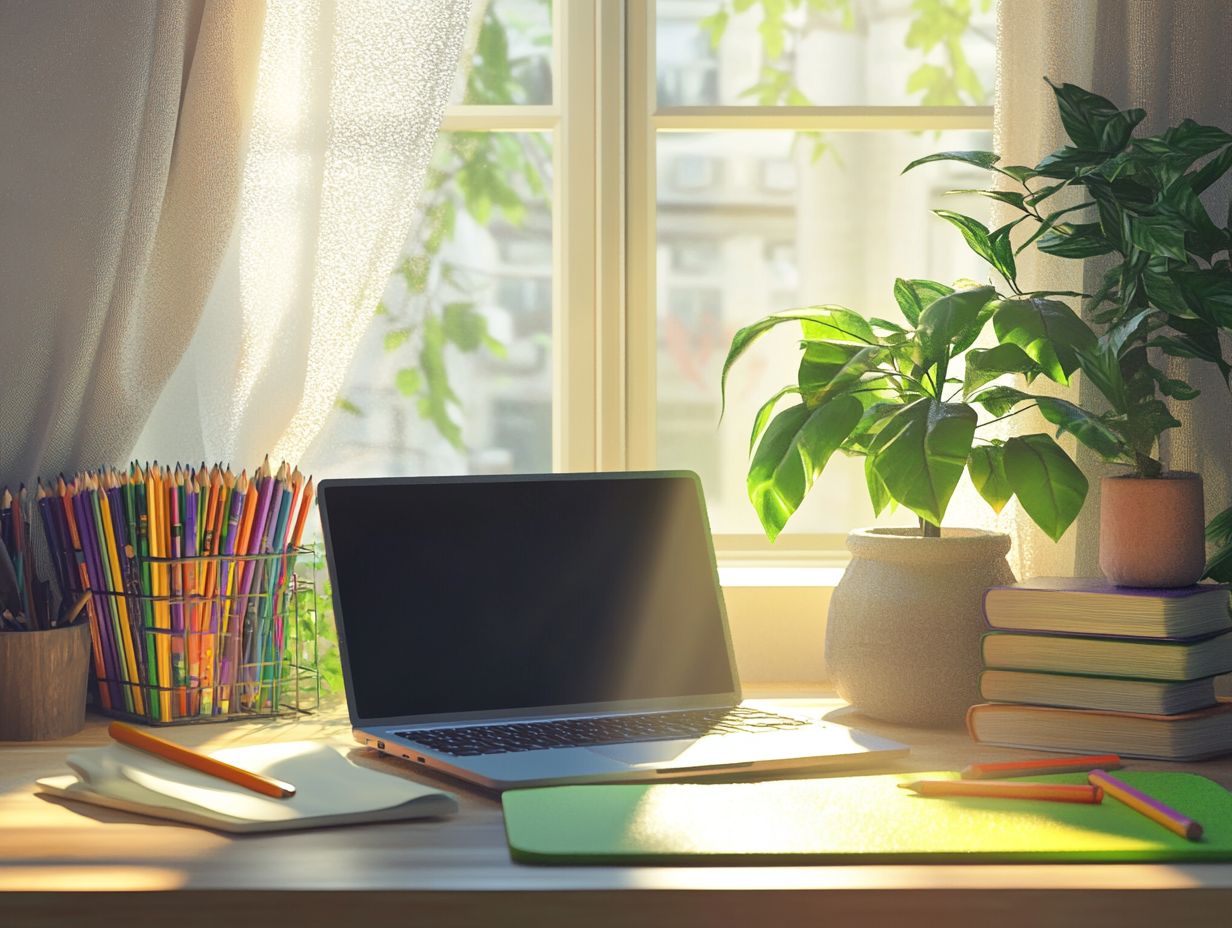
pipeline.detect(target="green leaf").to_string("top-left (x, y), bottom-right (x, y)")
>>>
top-left (865, 452), bottom-right (892, 517)
top-left (893, 278), bottom-right (953, 326)
top-left (798, 344), bottom-right (887, 404)
top-left (1190, 143), bottom-right (1232, 195)
top-left (902, 150), bottom-right (1001, 175)
top-left (1133, 119), bottom-right (1232, 163)
top-left (1206, 505), bottom-right (1232, 545)
top-left (1148, 368), bottom-right (1200, 401)
top-left (395, 367), bottom-right (423, 397)
top-left (1074, 343), bottom-right (1129, 413)
top-left (870, 398), bottom-right (977, 526)
top-left (334, 396), bottom-right (363, 416)
top-left (916, 285), bottom-right (997, 364)
top-left (442, 302), bottom-right (487, 351)
top-left (1124, 214), bottom-right (1189, 261)
top-left (1045, 79), bottom-right (1145, 152)
top-left (1015, 202), bottom-right (1096, 254)
top-left (1037, 222), bottom-right (1115, 258)
top-left (933, 209), bottom-right (997, 268)
top-left (971, 385), bottom-right (1034, 417)
top-left (699, 9), bottom-right (729, 47)
top-left (747, 397), bottom-right (864, 541)
top-left (1034, 146), bottom-right (1108, 179)
top-left (992, 297), bottom-right (1096, 383)
top-left (1203, 542), bottom-right (1232, 583)
top-left (1003, 433), bottom-right (1089, 541)
top-left (946, 188), bottom-right (1028, 211)
top-left (721, 307), bottom-right (875, 416)
top-left (968, 444), bottom-right (1013, 513)
top-left (963, 344), bottom-right (1040, 395)
top-left (384, 328), bottom-right (412, 352)
top-left (749, 385), bottom-right (801, 454)
top-left (1034, 396), bottom-right (1128, 461)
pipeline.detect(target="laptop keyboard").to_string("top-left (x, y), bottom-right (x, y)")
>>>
top-left (395, 707), bottom-right (811, 756)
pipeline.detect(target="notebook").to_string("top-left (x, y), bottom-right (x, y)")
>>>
top-left (37, 740), bottom-right (458, 833)
top-left (502, 770), bottom-right (1232, 864)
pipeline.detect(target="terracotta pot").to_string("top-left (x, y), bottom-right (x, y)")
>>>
top-left (825, 527), bottom-right (1015, 728)
top-left (1100, 472), bottom-right (1206, 588)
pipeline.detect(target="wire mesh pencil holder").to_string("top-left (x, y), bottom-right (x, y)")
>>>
top-left (85, 545), bottom-right (320, 725)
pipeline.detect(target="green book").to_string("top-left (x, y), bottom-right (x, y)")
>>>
top-left (982, 629), bottom-right (1232, 681)
top-left (503, 771), bottom-right (1232, 864)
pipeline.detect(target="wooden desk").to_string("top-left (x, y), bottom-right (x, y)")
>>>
top-left (4, 689), bottom-right (1232, 927)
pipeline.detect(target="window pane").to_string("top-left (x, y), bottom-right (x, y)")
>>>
top-left (657, 0), bottom-right (996, 107)
top-left (306, 132), bottom-right (553, 478)
top-left (452, 0), bottom-right (553, 105)
top-left (654, 130), bottom-right (993, 536)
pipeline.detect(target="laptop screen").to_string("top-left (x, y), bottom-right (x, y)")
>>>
top-left (319, 473), bottom-right (737, 721)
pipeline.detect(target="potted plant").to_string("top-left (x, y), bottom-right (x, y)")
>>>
top-left (906, 79), bottom-right (1232, 587)
top-left (722, 283), bottom-right (1089, 726)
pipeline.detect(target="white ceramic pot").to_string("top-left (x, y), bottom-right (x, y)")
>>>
top-left (1099, 472), bottom-right (1205, 588)
top-left (825, 527), bottom-right (1015, 728)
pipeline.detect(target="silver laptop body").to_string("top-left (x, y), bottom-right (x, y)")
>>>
top-left (318, 472), bottom-right (907, 791)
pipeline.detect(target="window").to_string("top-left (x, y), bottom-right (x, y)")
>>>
top-left (307, 0), bottom-right (997, 564)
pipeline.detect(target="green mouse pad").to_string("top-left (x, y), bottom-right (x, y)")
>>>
top-left (502, 771), bottom-right (1232, 864)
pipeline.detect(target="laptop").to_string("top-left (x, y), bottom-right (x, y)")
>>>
top-left (317, 471), bottom-right (907, 790)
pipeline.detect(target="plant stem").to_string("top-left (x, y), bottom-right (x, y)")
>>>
top-left (918, 516), bottom-right (941, 538)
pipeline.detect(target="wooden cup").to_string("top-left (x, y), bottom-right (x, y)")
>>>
top-left (0, 621), bottom-right (91, 740)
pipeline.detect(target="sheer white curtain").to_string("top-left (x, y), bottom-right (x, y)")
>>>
top-left (135, 0), bottom-right (472, 467)
top-left (0, 0), bottom-right (471, 488)
top-left (987, 0), bottom-right (1232, 579)
top-left (0, 0), bottom-right (264, 488)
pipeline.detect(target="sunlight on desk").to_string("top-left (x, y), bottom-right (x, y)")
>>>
top-left (0, 866), bottom-right (186, 891)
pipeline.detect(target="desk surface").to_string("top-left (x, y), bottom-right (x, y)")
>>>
top-left (5, 688), bottom-right (1232, 927)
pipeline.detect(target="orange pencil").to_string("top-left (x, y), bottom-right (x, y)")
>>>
top-left (289, 477), bottom-right (314, 549)
top-left (962, 754), bottom-right (1123, 780)
top-left (108, 721), bottom-right (295, 799)
top-left (898, 780), bottom-right (1104, 804)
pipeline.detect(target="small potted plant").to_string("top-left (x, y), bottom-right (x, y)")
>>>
top-left (907, 79), bottom-right (1232, 587)
top-left (722, 283), bottom-right (1089, 726)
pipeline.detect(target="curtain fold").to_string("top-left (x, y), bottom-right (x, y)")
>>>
top-left (0, 0), bottom-right (264, 488)
top-left (135, 0), bottom-right (472, 467)
top-left (0, 0), bottom-right (472, 487)
top-left (993, 0), bottom-right (1232, 579)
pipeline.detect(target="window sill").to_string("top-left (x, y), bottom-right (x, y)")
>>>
top-left (718, 567), bottom-right (843, 687)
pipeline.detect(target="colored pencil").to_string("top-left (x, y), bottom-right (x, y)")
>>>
top-left (1088, 769), bottom-right (1203, 840)
top-left (60, 479), bottom-right (112, 710)
top-left (961, 754), bottom-right (1123, 779)
top-left (108, 721), bottom-right (296, 798)
top-left (898, 780), bottom-right (1104, 804)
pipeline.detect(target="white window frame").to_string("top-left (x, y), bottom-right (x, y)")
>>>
top-left (443, 0), bottom-right (995, 565)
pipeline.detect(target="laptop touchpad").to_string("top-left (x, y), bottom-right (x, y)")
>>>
top-left (587, 740), bottom-right (700, 767)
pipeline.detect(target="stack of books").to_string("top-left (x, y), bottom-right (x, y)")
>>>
top-left (967, 577), bottom-right (1232, 761)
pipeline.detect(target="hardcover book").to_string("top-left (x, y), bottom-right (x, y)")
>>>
top-left (979, 669), bottom-right (1218, 716)
top-left (981, 628), bottom-right (1232, 681)
top-left (983, 577), bottom-right (1231, 638)
top-left (967, 701), bottom-right (1232, 761)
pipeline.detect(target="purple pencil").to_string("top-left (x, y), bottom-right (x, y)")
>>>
top-left (236, 466), bottom-right (277, 704)
top-left (73, 485), bottom-right (123, 711)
